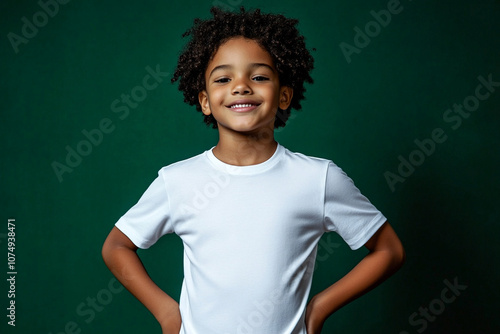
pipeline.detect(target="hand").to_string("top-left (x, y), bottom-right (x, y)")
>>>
top-left (305, 296), bottom-right (326, 334)
top-left (159, 304), bottom-right (182, 334)
top-left (160, 315), bottom-right (182, 334)
top-left (161, 323), bottom-right (181, 334)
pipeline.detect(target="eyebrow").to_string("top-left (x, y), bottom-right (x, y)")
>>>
top-left (208, 63), bottom-right (275, 78)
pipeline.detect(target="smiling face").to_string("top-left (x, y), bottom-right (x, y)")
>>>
top-left (198, 37), bottom-right (293, 136)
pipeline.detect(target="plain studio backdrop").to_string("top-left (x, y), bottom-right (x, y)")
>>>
top-left (1, 0), bottom-right (499, 333)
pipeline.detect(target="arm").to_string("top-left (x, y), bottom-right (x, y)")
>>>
top-left (102, 227), bottom-right (181, 334)
top-left (305, 221), bottom-right (405, 334)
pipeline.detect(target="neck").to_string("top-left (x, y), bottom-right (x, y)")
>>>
top-left (212, 126), bottom-right (277, 166)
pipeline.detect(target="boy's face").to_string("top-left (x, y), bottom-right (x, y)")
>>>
top-left (199, 37), bottom-right (293, 135)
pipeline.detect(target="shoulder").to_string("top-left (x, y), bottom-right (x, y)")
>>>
top-left (280, 145), bottom-right (351, 183)
top-left (281, 145), bottom-right (333, 170)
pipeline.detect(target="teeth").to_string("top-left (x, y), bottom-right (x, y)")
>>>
top-left (231, 104), bottom-right (254, 108)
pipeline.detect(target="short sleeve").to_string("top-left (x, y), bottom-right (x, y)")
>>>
top-left (323, 162), bottom-right (386, 250)
top-left (115, 171), bottom-right (173, 249)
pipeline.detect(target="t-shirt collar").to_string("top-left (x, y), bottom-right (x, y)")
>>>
top-left (205, 143), bottom-right (284, 175)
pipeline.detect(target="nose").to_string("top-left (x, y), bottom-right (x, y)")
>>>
top-left (231, 77), bottom-right (252, 95)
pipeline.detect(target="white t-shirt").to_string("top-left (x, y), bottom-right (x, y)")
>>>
top-left (115, 143), bottom-right (386, 334)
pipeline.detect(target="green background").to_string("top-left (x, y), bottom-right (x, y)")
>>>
top-left (1, 0), bottom-right (499, 333)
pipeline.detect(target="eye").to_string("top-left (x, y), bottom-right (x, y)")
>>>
top-left (214, 77), bottom-right (230, 83)
top-left (253, 76), bottom-right (269, 81)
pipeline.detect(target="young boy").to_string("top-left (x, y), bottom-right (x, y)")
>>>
top-left (102, 7), bottom-right (405, 334)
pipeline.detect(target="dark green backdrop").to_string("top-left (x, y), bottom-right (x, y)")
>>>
top-left (1, 0), bottom-right (499, 333)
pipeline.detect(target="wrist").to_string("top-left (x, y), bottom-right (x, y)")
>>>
top-left (306, 296), bottom-right (329, 334)
top-left (154, 298), bottom-right (181, 330)
top-left (159, 310), bottom-right (182, 334)
top-left (158, 306), bottom-right (181, 324)
top-left (307, 294), bottom-right (330, 329)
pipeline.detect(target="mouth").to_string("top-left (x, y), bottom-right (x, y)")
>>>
top-left (226, 101), bottom-right (261, 112)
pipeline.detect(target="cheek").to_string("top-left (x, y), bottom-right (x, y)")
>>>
top-left (209, 88), bottom-right (226, 105)
top-left (269, 87), bottom-right (283, 107)
top-left (257, 85), bottom-right (279, 100)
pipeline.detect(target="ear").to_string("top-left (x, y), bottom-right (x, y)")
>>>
top-left (279, 86), bottom-right (293, 111)
top-left (198, 90), bottom-right (211, 115)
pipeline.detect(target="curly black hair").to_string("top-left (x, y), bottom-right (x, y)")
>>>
top-left (171, 6), bottom-right (314, 128)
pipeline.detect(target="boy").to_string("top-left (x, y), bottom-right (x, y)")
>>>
top-left (102, 7), bottom-right (405, 334)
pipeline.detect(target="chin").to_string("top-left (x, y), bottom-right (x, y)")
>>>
top-left (218, 119), bottom-right (274, 134)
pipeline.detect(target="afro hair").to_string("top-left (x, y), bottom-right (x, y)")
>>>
top-left (171, 6), bottom-right (314, 128)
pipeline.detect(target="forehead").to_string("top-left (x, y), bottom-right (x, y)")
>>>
top-left (207, 37), bottom-right (275, 71)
